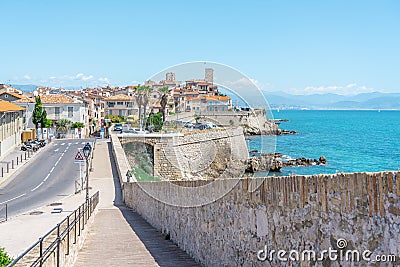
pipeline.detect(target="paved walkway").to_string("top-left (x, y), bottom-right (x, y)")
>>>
top-left (74, 142), bottom-right (199, 267)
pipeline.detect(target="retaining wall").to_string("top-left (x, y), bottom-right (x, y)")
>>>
top-left (122, 173), bottom-right (400, 266)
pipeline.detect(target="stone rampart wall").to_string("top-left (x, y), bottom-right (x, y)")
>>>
top-left (123, 173), bottom-right (400, 266)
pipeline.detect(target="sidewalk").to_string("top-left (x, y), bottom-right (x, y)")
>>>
top-left (0, 145), bottom-right (44, 187)
top-left (74, 142), bottom-right (199, 267)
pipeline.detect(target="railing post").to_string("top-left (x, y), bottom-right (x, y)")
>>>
top-left (78, 206), bottom-right (81, 236)
top-left (39, 237), bottom-right (43, 267)
top-left (7, 162), bottom-right (9, 173)
top-left (57, 223), bottom-right (60, 267)
top-left (74, 209), bottom-right (77, 243)
top-left (66, 215), bottom-right (70, 255)
top-left (5, 204), bottom-right (7, 221)
top-left (1, 167), bottom-right (3, 177)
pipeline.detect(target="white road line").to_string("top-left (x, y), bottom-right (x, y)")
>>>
top-left (68, 143), bottom-right (72, 146)
top-left (0, 193), bottom-right (27, 205)
top-left (54, 148), bottom-right (59, 152)
top-left (43, 173), bottom-right (50, 182)
top-left (75, 142), bottom-right (79, 145)
top-left (61, 153), bottom-right (65, 156)
top-left (31, 182), bottom-right (44, 192)
top-left (81, 142), bottom-right (85, 144)
top-left (50, 166), bottom-right (55, 173)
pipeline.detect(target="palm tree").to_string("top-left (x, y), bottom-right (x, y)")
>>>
top-left (158, 86), bottom-right (169, 122)
top-left (56, 119), bottom-right (71, 133)
top-left (136, 85), bottom-right (152, 129)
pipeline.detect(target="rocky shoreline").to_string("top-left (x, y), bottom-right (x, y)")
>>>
top-left (246, 153), bottom-right (327, 173)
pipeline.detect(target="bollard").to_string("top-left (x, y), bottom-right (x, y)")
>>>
top-left (25, 152), bottom-right (26, 160)
top-left (1, 167), bottom-right (3, 177)
top-left (12, 160), bottom-right (14, 169)
top-left (7, 162), bottom-right (9, 173)
top-left (5, 204), bottom-right (7, 221)
top-left (20, 154), bottom-right (22, 162)
top-left (16, 157), bottom-right (19, 165)
top-left (28, 150), bottom-right (30, 158)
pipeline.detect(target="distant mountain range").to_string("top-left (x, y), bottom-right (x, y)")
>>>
top-left (262, 91), bottom-right (400, 110)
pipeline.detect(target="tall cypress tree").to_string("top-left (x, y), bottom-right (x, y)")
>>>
top-left (32, 96), bottom-right (46, 129)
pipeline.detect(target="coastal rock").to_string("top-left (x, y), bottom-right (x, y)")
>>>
top-left (246, 153), bottom-right (327, 173)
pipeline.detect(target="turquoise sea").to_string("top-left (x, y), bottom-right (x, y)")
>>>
top-left (247, 110), bottom-right (400, 176)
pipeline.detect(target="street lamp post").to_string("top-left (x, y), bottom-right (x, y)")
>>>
top-left (83, 143), bottom-right (92, 202)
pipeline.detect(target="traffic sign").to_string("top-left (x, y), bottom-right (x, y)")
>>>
top-left (75, 151), bottom-right (85, 162)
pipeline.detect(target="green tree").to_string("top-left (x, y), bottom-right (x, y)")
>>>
top-left (71, 122), bottom-right (85, 129)
top-left (0, 247), bottom-right (13, 266)
top-left (44, 119), bottom-right (52, 128)
top-left (158, 86), bottom-right (169, 122)
top-left (32, 96), bottom-right (45, 129)
top-left (56, 119), bottom-right (71, 132)
top-left (146, 112), bottom-right (163, 132)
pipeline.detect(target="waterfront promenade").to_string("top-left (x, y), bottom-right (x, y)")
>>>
top-left (74, 141), bottom-right (199, 267)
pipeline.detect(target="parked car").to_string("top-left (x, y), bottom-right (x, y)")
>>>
top-left (183, 122), bottom-right (194, 128)
top-left (193, 122), bottom-right (219, 130)
top-left (114, 123), bottom-right (123, 132)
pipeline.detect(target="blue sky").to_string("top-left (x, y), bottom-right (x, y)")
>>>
top-left (0, 0), bottom-right (399, 95)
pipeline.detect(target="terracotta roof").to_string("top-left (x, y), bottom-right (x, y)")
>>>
top-left (15, 97), bottom-right (35, 103)
top-left (186, 95), bottom-right (231, 101)
top-left (104, 94), bottom-right (133, 101)
top-left (0, 100), bottom-right (25, 112)
top-left (14, 94), bottom-right (77, 104)
top-left (0, 91), bottom-right (25, 99)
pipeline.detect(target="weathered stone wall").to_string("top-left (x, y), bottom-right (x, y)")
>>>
top-left (123, 172), bottom-right (400, 267)
top-left (121, 127), bottom-right (248, 180)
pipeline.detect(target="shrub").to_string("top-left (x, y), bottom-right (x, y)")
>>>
top-left (0, 247), bottom-right (13, 266)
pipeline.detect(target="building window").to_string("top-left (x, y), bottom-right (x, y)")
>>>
top-left (118, 110), bottom-right (122, 116)
top-left (55, 107), bottom-right (60, 119)
top-left (68, 107), bottom-right (73, 118)
top-left (209, 107), bottom-right (212, 111)
top-left (209, 101), bottom-right (212, 105)
top-left (109, 110), bottom-right (112, 115)
top-left (117, 102), bottom-right (123, 105)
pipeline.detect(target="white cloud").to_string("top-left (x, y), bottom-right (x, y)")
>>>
top-left (81, 75), bottom-right (93, 81)
top-left (23, 75), bottom-right (31, 80)
top-left (98, 77), bottom-right (110, 84)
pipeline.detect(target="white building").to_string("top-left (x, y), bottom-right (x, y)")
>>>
top-left (15, 94), bottom-right (89, 137)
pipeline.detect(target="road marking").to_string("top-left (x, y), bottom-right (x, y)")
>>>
top-left (0, 193), bottom-right (27, 205)
top-left (31, 182), bottom-right (44, 192)
top-left (61, 143), bottom-right (65, 146)
top-left (54, 148), bottom-right (59, 152)
top-left (43, 173), bottom-right (50, 182)
top-left (81, 142), bottom-right (85, 145)
top-left (75, 142), bottom-right (79, 144)
top-left (50, 166), bottom-right (55, 173)
top-left (68, 143), bottom-right (71, 146)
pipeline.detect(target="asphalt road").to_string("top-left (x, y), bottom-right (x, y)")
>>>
top-left (0, 139), bottom-right (94, 218)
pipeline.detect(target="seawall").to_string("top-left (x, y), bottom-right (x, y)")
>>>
top-left (122, 173), bottom-right (400, 266)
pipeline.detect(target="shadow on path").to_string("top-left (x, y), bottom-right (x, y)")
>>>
top-left (108, 142), bottom-right (199, 267)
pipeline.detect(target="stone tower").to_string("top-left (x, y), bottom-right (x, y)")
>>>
top-left (166, 72), bottom-right (176, 82)
top-left (205, 68), bottom-right (213, 84)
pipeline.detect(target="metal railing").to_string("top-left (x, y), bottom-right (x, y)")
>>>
top-left (7, 191), bottom-right (99, 267)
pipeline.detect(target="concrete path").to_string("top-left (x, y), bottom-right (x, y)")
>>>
top-left (74, 142), bottom-right (199, 267)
